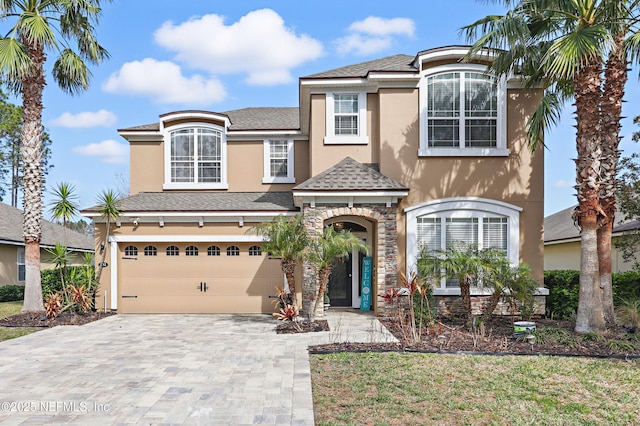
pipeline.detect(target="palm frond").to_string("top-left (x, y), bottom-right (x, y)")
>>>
top-left (52, 48), bottom-right (91, 94)
top-left (0, 37), bottom-right (31, 88)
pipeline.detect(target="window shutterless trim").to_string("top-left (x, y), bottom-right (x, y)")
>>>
top-left (262, 139), bottom-right (295, 184)
top-left (324, 91), bottom-right (369, 145)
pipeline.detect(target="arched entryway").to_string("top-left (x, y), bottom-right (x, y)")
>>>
top-left (325, 217), bottom-right (373, 308)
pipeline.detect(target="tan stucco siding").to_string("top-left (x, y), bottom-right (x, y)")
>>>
top-left (129, 140), bottom-right (164, 195)
top-left (374, 87), bottom-right (544, 281)
top-left (308, 94), bottom-right (377, 176)
top-left (544, 238), bottom-right (635, 273)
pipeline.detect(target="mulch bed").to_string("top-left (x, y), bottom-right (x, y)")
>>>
top-left (0, 311), bottom-right (115, 328)
top-left (276, 320), bottom-right (329, 334)
top-left (309, 316), bottom-right (640, 358)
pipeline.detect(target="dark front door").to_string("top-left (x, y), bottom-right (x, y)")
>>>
top-left (328, 254), bottom-right (352, 307)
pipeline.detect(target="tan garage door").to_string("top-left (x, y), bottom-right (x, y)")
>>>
top-left (117, 242), bottom-right (282, 313)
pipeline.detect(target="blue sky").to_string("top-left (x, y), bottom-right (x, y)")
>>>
top-left (8, 0), bottom-right (640, 218)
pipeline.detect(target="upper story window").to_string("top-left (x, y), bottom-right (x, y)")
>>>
top-left (405, 198), bottom-right (521, 295)
top-left (164, 125), bottom-right (228, 190)
top-left (419, 65), bottom-right (507, 157)
top-left (263, 139), bottom-right (295, 184)
top-left (324, 92), bottom-right (369, 145)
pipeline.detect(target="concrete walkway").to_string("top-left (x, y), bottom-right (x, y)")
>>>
top-left (0, 310), bottom-right (396, 425)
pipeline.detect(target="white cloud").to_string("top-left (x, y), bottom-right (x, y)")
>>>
top-left (153, 9), bottom-right (324, 85)
top-left (348, 17), bottom-right (415, 37)
top-left (72, 139), bottom-right (128, 164)
top-left (50, 109), bottom-right (117, 128)
top-left (554, 179), bottom-right (574, 188)
top-left (102, 58), bottom-right (226, 105)
top-left (335, 16), bottom-right (415, 56)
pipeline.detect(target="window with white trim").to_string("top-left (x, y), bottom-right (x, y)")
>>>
top-left (419, 65), bottom-right (507, 156)
top-left (17, 247), bottom-right (25, 282)
top-left (164, 125), bottom-right (227, 189)
top-left (324, 92), bottom-right (368, 145)
top-left (406, 198), bottom-right (521, 295)
top-left (263, 139), bottom-right (294, 183)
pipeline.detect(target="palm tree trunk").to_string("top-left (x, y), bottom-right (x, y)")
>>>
top-left (312, 267), bottom-right (331, 320)
top-left (95, 220), bottom-right (110, 284)
top-left (20, 41), bottom-right (46, 313)
top-left (281, 258), bottom-right (297, 306)
top-left (482, 291), bottom-right (501, 323)
top-left (597, 219), bottom-right (615, 323)
top-left (573, 60), bottom-right (606, 333)
top-left (460, 275), bottom-right (472, 326)
top-left (599, 33), bottom-right (628, 324)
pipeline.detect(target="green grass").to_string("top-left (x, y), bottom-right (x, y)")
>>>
top-left (311, 352), bottom-right (640, 425)
top-left (0, 301), bottom-right (40, 342)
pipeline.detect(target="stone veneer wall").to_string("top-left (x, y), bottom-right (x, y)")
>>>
top-left (301, 203), bottom-right (399, 318)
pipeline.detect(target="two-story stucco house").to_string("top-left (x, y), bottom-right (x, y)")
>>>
top-left (83, 46), bottom-right (545, 317)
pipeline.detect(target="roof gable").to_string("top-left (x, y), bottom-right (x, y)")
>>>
top-left (293, 157), bottom-right (408, 192)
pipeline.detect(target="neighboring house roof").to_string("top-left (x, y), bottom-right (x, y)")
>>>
top-left (83, 192), bottom-right (298, 214)
top-left (119, 107), bottom-right (299, 133)
top-left (0, 202), bottom-right (94, 251)
top-left (544, 205), bottom-right (640, 243)
top-left (302, 54), bottom-right (417, 79)
top-left (293, 157), bottom-right (409, 192)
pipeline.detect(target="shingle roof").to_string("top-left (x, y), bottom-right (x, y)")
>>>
top-left (119, 107), bottom-right (299, 133)
top-left (544, 205), bottom-right (640, 243)
top-left (225, 107), bottom-right (299, 131)
top-left (303, 54), bottom-right (417, 79)
top-left (82, 192), bottom-right (298, 214)
top-left (0, 202), bottom-right (94, 251)
top-left (293, 157), bottom-right (409, 192)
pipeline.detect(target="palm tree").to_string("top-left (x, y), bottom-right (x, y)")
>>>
top-left (418, 244), bottom-right (490, 327)
top-left (0, 1), bottom-right (111, 313)
top-left (45, 242), bottom-right (70, 303)
top-left (94, 189), bottom-right (120, 284)
top-left (49, 181), bottom-right (79, 243)
top-left (251, 215), bottom-right (309, 306)
top-left (306, 226), bottom-right (368, 319)
top-left (463, 0), bottom-right (640, 333)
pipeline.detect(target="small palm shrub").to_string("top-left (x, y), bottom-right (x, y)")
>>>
top-left (45, 293), bottom-right (63, 318)
top-left (615, 298), bottom-right (640, 331)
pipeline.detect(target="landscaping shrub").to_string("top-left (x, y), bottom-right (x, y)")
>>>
top-left (0, 285), bottom-right (25, 302)
top-left (612, 271), bottom-right (640, 304)
top-left (41, 265), bottom-right (95, 299)
top-left (544, 270), bottom-right (580, 320)
top-left (545, 270), bottom-right (640, 319)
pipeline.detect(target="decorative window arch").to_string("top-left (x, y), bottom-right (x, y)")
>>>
top-left (185, 246), bottom-right (199, 256)
top-left (405, 197), bottom-right (522, 294)
top-left (144, 246), bottom-right (157, 256)
top-left (226, 245), bottom-right (240, 256)
top-left (124, 245), bottom-right (138, 257)
top-left (419, 64), bottom-right (508, 157)
top-left (166, 246), bottom-right (179, 256)
top-left (249, 245), bottom-right (262, 256)
top-left (207, 245), bottom-right (221, 256)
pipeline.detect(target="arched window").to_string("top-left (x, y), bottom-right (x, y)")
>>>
top-left (144, 246), bottom-right (157, 256)
top-left (226, 245), bottom-right (240, 256)
top-left (124, 246), bottom-right (138, 257)
top-left (166, 246), bottom-right (179, 256)
top-left (405, 198), bottom-right (521, 294)
top-left (249, 245), bottom-right (262, 256)
top-left (207, 245), bottom-right (221, 256)
top-left (185, 245), bottom-right (199, 256)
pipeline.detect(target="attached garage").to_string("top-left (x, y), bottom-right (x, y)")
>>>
top-left (116, 242), bottom-right (283, 314)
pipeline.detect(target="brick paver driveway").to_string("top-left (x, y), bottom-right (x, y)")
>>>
top-left (0, 314), bottom-right (316, 425)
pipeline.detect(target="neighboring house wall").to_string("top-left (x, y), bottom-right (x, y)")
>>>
top-left (0, 243), bottom-right (89, 286)
top-left (544, 239), bottom-right (635, 273)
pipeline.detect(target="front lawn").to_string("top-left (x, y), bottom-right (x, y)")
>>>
top-left (311, 352), bottom-right (640, 425)
top-left (0, 301), bottom-right (39, 342)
